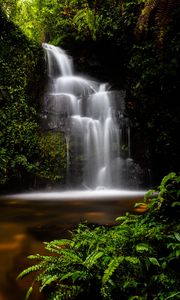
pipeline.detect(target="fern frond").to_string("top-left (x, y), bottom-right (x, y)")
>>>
top-left (115, 215), bottom-right (128, 222)
top-left (135, 0), bottom-right (157, 36)
top-left (28, 254), bottom-right (49, 260)
top-left (102, 256), bottom-right (124, 285)
top-left (56, 249), bottom-right (83, 263)
top-left (25, 286), bottom-right (33, 300)
top-left (39, 274), bottom-right (59, 292)
top-left (83, 251), bottom-right (104, 269)
top-left (136, 242), bottom-right (152, 253)
top-left (100, 284), bottom-right (113, 300)
top-left (165, 291), bottom-right (180, 299)
top-left (73, 8), bottom-right (94, 26)
top-left (123, 280), bottom-right (139, 289)
top-left (17, 263), bottom-right (43, 279)
top-left (61, 270), bottom-right (87, 283)
top-left (44, 239), bottom-right (73, 254)
top-left (125, 256), bottom-right (140, 265)
top-left (135, 0), bottom-right (180, 43)
top-left (73, 8), bottom-right (98, 40)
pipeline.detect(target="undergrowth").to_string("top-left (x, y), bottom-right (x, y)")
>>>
top-left (18, 172), bottom-right (180, 300)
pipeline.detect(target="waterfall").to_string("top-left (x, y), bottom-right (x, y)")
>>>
top-left (42, 43), bottom-right (140, 189)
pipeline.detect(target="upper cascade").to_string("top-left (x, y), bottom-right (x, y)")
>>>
top-left (42, 43), bottom-right (141, 189)
top-left (43, 43), bottom-right (73, 77)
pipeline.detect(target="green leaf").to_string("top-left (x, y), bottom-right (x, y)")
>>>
top-left (25, 286), bottom-right (33, 300)
top-left (136, 243), bottom-right (151, 252)
top-left (83, 251), bottom-right (104, 268)
top-left (125, 256), bottom-right (140, 265)
top-left (161, 172), bottom-right (176, 186)
top-left (115, 215), bottom-right (128, 222)
top-left (44, 239), bottom-right (72, 253)
top-left (61, 271), bottom-right (87, 283)
top-left (165, 291), bottom-right (180, 299)
top-left (102, 256), bottom-right (124, 285)
top-left (171, 202), bottom-right (180, 207)
top-left (17, 264), bottom-right (42, 279)
top-left (149, 257), bottom-right (160, 267)
top-left (39, 275), bottom-right (58, 292)
top-left (162, 261), bottom-right (167, 269)
top-left (123, 280), bottom-right (138, 289)
top-left (144, 189), bottom-right (156, 202)
top-left (174, 232), bottom-right (180, 242)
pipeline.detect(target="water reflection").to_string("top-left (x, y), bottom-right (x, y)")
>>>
top-left (0, 192), bottom-right (145, 300)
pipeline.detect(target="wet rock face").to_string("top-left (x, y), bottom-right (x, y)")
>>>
top-left (66, 41), bottom-right (126, 88)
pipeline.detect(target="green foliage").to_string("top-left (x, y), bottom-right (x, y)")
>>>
top-left (18, 173), bottom-right (180, 299)
top-left (126, 3), bottom-right (180, 182)
top-left (73, 7), bottom-right (102, 41)
top-left (0, 7), bottom-right (41, 187)
top-left (36, 132), bottom-right (67, 182)
top-left (0, 0), bottom-right (179, 187)
top-left (0, 0), bottom-right (145, 45)
top-left (0, 8), bottom-right (67, 189)
top-left (135, 0), bottom-right (180, 44)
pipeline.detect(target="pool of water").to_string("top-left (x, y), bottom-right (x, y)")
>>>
top-left (0, 191), bottom-right (146, 300)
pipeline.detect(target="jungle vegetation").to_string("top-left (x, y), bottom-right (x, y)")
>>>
top-left (0, 6), bottom-right (66, 189)
top-left (0, 2), bottom-right (179, 299)
top-left (18, 172), bottom-right (180, 300)
top-left (0, 0), bottom-right (180, 189)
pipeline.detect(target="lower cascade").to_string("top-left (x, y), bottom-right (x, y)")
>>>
top-left (42, 43), bottom-right (141, 189)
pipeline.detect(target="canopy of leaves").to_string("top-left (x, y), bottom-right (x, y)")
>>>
top-left (0, 0), bottom-right (144, 45)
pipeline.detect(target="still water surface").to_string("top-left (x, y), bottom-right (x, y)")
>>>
top-left (0, 191), bottom-right (145, 300)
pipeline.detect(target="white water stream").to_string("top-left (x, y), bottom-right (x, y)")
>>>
top-left (42, 43), bottom-right (139, 189)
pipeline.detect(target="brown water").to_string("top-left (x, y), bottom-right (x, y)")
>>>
top-left (0, 191), bottom-right (146, 300)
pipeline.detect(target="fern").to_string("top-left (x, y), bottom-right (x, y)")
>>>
top-left (135, 242), bottom-right (152, 253)
top-left (60, 270), bottom-right (87, 283)
top-left (135, 0), bottom-right (180, 43)
top-left (165, 291), bottom-right (180, 299)
top-left (25, 286), bottom-right (33, 300)
top-left (39, 275), bottom-right (59, 292)
top-left (17, 263), bottom-right (44, 279)
top-left (83, 251), bottom-right (104, 269)
top-left (27, 254), bottom-right (45, 260)
top-left (73, 7), bottom-right (102, 40)
top-left (100, 285), bottom-right (113, 300)
top-left (125, 256), bottom-right (140, 265)
top-left (135, 0), bottom-right (157, 36)
top-left (44, 239), bottom-right (73, 254)
top-left (102, 256), bottom-right (124, 285)
top-left (18, 173), bottom-right (180, 300)
top-left (55, 249), bottom-right (83, 263)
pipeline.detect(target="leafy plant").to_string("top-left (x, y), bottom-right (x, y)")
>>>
top-left (18, 173), bottom-right (180, 300)
top-left (0, 8), bottom-right (67, 189)
top-left (135, 0), bottom-right (180, 44)
top-left (73, 6), bottom-right (102, 41)
top-left (36, 132), bottom-right (67, 182)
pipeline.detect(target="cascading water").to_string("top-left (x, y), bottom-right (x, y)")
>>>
top-left (42, 43), bottom-right (140, 189)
